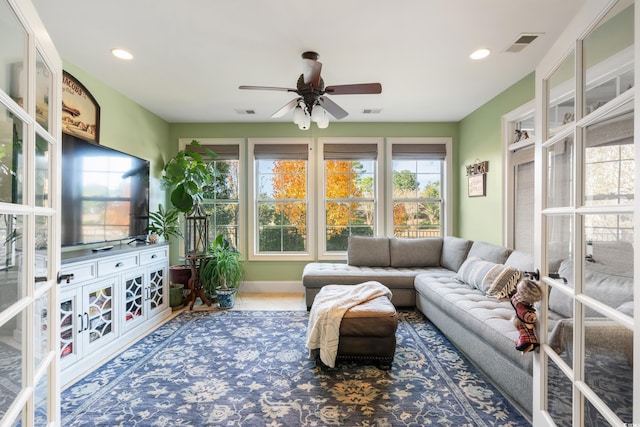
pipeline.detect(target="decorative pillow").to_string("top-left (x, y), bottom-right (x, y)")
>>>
top-left (455, 257), bottom-right (498, 290)
top-left (483, 264), bottom-right (522, 299)
top-left (467, 241), bottom-right (511, 264)
top-left (440, 236), bottom-right (473, 272)
top-left (389, 237), bottom-right (442, 267)
top-left (347, 236), bottom-right (390, 267)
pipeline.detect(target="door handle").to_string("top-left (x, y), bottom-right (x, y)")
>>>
top-left (57, 272), bottom-right (75, 284)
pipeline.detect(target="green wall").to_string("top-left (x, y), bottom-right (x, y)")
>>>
top-left (457, 72), bottom-right (534, 245)
top-left (62, 63), bottom-right (172, 211)
top-left (61, 61), bottom-right (535, 282)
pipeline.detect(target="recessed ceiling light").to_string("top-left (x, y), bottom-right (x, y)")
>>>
top-left (470, 48), bottom-right (491, 60)
top-left (111, 48), bottom-right (133, 60)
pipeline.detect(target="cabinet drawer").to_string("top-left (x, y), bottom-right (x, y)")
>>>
top-left (59, 262), bottom-right (97, 286)
top-left (98, 255), bottom-right (139, 276)
top-left (140, 247), bottom-right (168, 266)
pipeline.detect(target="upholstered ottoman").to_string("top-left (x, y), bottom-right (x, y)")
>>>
top-left (336, 294), bottom-right (398, 369)
top-left (307, 282), bottom-right (399, 369)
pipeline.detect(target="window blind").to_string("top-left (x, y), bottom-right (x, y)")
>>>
top-left (392, 144), bottom-right (446, 160)
top-left (323, 143), bottom-right (377, 160)
top-left (187, 144), bottom-right (239, 161)
top-left (254, 144), bottom-right (308, 160)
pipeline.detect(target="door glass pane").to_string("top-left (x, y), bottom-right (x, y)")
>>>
top-left (0, 2), bottom-right (26, 111)
top-left (35, 51), bottom-right (53, 132)
top-left (583, 2), bottom-right (634, 116)
top-left (0, 105), bottom-right (25, 205)
top-left (584, 321), bottom-right (633, 424)
top-left (583, 110), bottom-right (634, 207)
top-left (35, 372), bottom-right (48, 425)
top-left (35, 134), bottom-right (51, 208)
top-left (1, 214), bottom-right (24, 307)
top-left (34, 293), bottom-right (49, 369)
top-left (35, 215), bottom-right (49, 289)
top-left (514, 158), bottom-right (534, 252)
top-left (547, 135), bottom-right (575, 208)
top-left (546, 356), bottom-right (573, 427)
top-left (547, 214), bottom-right (575, 370)
top-left (0, 310), bottom-right (24, 419)
top-left (548, 51), bottom-right (576, 137)
top-left (583, 214), bottom-right (634, 314)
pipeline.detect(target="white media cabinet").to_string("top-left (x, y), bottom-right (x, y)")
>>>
top-left (58, 243), bottom-right (171, 386)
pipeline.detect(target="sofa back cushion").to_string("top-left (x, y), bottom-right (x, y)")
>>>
top-left (389, 237), bottom-right (442, 267)
top-left (440, 236), bottom-right (473, 271)
top-left (468, 241), bottom-right (511, 264)
top-left (347, 236), bottom-right (390, 267)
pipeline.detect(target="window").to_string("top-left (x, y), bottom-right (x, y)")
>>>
top-left (386, 138), bottom-right (451, 239)
top-left (250, 140), bottom-right (311, 259)
top-left (391, 143), bottom-right (445, 238)
top-left (503, 103), bottom-right (535, 251)
top-left (321, 140), bottom-right (379, 253)
top-left (179, 139), bottom-right (243, 252)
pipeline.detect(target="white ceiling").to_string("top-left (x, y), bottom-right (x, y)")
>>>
top-left (32, 0), bottom-right (584, 124)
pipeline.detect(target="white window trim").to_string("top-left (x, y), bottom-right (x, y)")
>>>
top-left (317, 137), bottom-right (384, 260)
top-left (177, 138), bottom-right (245, 256)
top-left (385, 137), bottom-right (452, 238)
top-left (248, 138), bottom-right (315, 261)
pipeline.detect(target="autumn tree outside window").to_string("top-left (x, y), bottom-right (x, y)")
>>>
top-left (254, 143), bottom-right (309, 254)
top-left (323, 143), bottom-right (377, 252)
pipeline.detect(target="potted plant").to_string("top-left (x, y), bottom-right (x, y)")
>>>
top-left (147, 203), bottom-right (182, 243)
top-left (200, 234), bottom-right (244, 308)
top-left (161, 139), bottom-right (219, 213)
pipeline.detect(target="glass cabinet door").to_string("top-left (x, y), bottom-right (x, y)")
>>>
top-left (83, 280), bottom-right (116, 352)
top-left (123, 272), bottom-right (145, 331)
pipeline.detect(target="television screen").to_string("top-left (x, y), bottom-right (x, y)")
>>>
top-left (61, 135), bottom-right (150, 246)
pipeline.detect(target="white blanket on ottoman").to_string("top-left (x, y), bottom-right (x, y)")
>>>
top-left (306, 281), bottom-right (392, 368)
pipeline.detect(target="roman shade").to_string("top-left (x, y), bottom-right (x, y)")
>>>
top-left (323, 143), bottom-right (377, 160)
top-left (254, 144), bottom-right (308, 160)
top-left (392, 144), bottom-right (446, 160)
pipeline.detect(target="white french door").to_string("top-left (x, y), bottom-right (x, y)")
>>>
top-left (533, 0), bottom-right (638, 425)
top-left (0, 0), bottom-right (62, 425)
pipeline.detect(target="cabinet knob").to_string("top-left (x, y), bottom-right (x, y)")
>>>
top-left (115, 262), bottom-right (124, 268)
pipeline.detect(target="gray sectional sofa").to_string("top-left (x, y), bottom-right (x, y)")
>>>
top-left (302, 235), bottom-right (635, 419)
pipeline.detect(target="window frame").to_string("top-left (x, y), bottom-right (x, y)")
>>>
top-left (317, 137), bottom-right (383, 260)
top-left (178, 138), bottom-right (244, 256)
top-left (385, 137), bottom-right (452, 239)
top-left (248, 138), bottom-right (315, 261)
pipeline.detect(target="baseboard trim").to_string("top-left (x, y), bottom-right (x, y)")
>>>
top-left (240, 281), bottom-right (304, 293)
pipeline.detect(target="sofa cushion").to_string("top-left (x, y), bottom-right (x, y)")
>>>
top-left (504, 250), bottom-right (534, 271)
top-left (440, 236), bottom-right (473, 271)
top-left (389, 237), bottom-right (442, 268)
top-left (348, 236), bottom-right (390, 267)
top-left (468, 241), bottom-right (511, 264)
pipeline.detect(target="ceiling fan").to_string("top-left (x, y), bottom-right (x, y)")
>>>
top-left (239, 51), bottom-right (382, 129)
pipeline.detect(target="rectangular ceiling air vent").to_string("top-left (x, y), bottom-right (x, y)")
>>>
top-left (234, 108), bottom-right (256, 115)
top-left (362, 108), bottom-right (382, 114)
top-left (505, 33), bottom-right (542, 53)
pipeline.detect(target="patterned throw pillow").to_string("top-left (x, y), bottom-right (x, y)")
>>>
top-left (483, 264), bottom-right (521, 299)
top-left (456, 256), bottom-right (521, 299)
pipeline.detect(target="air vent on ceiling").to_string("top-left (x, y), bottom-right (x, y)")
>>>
top-left (234, 108), bottom-right (256, 115)
top-left (505, 33), bottom-right (542, 53)
top-left (362, 108), bottom-right (382, 114)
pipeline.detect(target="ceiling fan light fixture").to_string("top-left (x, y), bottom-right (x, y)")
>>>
top-left (311, 105), bottom-right (325, 123)
top-left (298, 114), bottom-right (311, 130)
top-left (293, 105), bottom-right (305, 125)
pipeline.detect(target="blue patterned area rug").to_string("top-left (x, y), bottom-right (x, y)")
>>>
top-left (61, 310), bottom-right (530, 426)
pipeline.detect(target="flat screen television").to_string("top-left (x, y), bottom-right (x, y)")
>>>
top-left (61, 134), bottom-right (150, 247)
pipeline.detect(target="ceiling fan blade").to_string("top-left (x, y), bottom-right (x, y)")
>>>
top-left (319, 96), bottom-right (348, 120)
top-left (239, 85), bottom-right (297, 92)
top-left (325, 83), bottom-right (382, 95)
top-left (271, 98), bottom-right (300, 118)
top-left (302, 60), bottom-right (322, 87)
